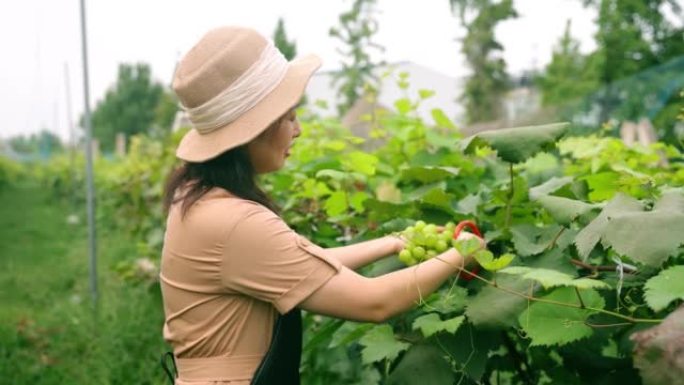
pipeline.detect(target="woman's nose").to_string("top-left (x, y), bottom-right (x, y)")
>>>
top-left (293, 121), bottom-right (301, 138)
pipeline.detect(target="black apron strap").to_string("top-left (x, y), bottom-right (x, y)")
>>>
top-left (160, 351), bottom-right (178, 385)
top-left (250, 308), bottom-right (303, 385)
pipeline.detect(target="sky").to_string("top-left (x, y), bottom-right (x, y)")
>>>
top-left (0, 0), bottom-right (601, 142)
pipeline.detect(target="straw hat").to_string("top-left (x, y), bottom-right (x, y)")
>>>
top-left (172, 26), bottom-right (321, 162)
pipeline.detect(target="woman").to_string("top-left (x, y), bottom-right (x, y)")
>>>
top-left (160, 26), bottom-right (482, 385)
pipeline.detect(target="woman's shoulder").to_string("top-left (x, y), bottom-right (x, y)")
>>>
top-left (181, 187), bottom-right (275, 221)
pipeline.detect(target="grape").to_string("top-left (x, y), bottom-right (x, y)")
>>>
top-left (425, 234), bottom-right (438, 248)
top-left (399, 249), bottom-right (416, 265)
top-left (412, 246), bottom-right (426, 259)
top-left (394, 220), bottom-right (463, 266)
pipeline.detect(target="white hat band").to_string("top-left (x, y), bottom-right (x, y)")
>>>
top-left (182, 40), bottom-right (288, 134)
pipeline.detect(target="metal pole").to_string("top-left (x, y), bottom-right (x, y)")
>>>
top-left (79, 0), bottom-right (98, 307)
top-left (63, 63), bottom-right (77, 209)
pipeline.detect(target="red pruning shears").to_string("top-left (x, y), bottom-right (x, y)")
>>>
top-left (453, 220), bottom-right (482, 281)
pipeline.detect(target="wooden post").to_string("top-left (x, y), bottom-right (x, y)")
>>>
top-left (115, 133), bottom-right (126, 157)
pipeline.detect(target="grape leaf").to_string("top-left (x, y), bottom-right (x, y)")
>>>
top-left (644, 265), bottom-right (684, 312)
top-left (431, 108), bottom-right (457, 129)
top-left (454, 237), bottom-right (482, 256)
top-left (423, 286), bottom-right (468, 314)
top-left (413, 314), bottom-right (465, 338)
top-left (518, 287), bottom-right (605, 347)
top-left (603, 191), bottom-right (684, 267)
top-left (473, 250), bottom-right (515, 271)
top-left (466, 275), bottom-right (532, 329)
top-left (574, 193), bottom-right (643, 260)
top-left (461, 122), bottom-right (569, 163)
top-left (329, 322), bottom-right (374, 349)
top-left (343, 151), bottom-right (378, 176)
top-left (535, 195), bottom-right (599, 225)
top-left (324, 191), bottom-right (348, 217)
top-left (364, 199), bottom-right (418, 222)
top-left (359, 325), bottom-right (410, 364)
top-left (400, 166), bottom-right (460, 184)
top-left (387, 344), bottom-right (454, 385)
top-left (350, 191), bottom-right (369, 213)
top-left (456, 193), bottom-right (480, 215)
top-left (510, 224), bottom-right (563, 256)
top-left (419, 188), bottom-right (457, 215)
top-left (527, 248), bottom-right (577, 276)
top-left (631, 305), bottom-right (684, 385)
top-left (499, 266), bottom-right (609, 290)
top-left (357, 367), bottom-right (382, 385)
top-left (436, 324), bottom-right (499, 381)
top-left (583, 172), bottom-right (620, 201)
top-left (529, 176), bottom-right (574, 200)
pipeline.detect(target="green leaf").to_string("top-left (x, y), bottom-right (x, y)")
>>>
top-left (330, 322), bottom-right (374, 349)
top-left (418, 89), bottom-right (436, 100)
top-left (400, 166), bottom-right (460, 184)
top-left (344, 151), bottom-right (378, 176)
top-left (519, 287), bottom-right (605, 347)
top-left (583, 172), bottom-right (620, 201)
top-left (350, 191), bottom-right (369, 213)
top-left (324, 191), bottom-right (348, 217)
top-left (454, 237), bottom-right (481, 256)
top-left (466, 275), bottom-right (532, 329)
top-left (431, 108), bottom-right (456, 129)
top-left (603, 192), bottom-right (684, 267)
top-left (499, 266), bottom-right (609, 290)
top-left (510, 224), bottom-right (563, 257)
top-left (456, 193), bottom-right (480, 215)
top-left (423, 287), bottom-right (468, 314)
top-left (461, 122), bottom-right (570, 163)
top-left (529, 176), bottom-right (574, 200)
top-left (644, 265), bottom-right (684, 312)
top-left (419, 188), bottom-right (456, 215)
top-left (535, 195), bottom-right (599, 225)
top-left (315, 169), bottom-right (348, 181)
top-left (473, 250), bottom-right (515, 271)
top-left (437, 324), bottom-right (498, 381)
top-left (387, 344), bottom-right (453, 385)
top-left (394, 98), bottom-right (412, 114)
top-left (359, 325), bottom-right (410, 364)
top-left (574, 193), bottom-right (643, 260)
top-left (413, 314), bottom-right (465, 338)
top-left (526, 248), bottom-right (577, 275)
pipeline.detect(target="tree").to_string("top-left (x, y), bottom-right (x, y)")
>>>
top-left (8, 130), bottom-right (63, 155)
top-left (87, 63), bottom-right (164, 151)
top-left (580, 0), bottom-right (684, 122)
top-left (273, 18), bottom-right (297, 61)
top-left (536, 20), bottom-right (601, 108)
top-left (450, 0), bottom-right (518, 124)
top-left (153, 89), bottom-right (178, 131)
top-left (329, 0), bottom-right (384, 115)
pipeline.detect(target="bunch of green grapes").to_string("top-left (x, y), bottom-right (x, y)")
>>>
top-left (397, 220), bottom-right (457, 266)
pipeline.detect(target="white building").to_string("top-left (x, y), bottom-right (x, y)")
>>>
top-left (305, 61), bottom-right (465, 126)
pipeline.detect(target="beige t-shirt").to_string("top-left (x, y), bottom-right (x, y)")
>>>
top-left (160, 187), bottom-right (341, 384)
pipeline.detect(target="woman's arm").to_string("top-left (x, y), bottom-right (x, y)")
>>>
top-left (300, 232), bottom-right (482, 323)
top-left (325, 235), bottom-right (404, 270)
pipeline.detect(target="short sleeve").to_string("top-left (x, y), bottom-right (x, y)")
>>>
top-left (221, 204), bottom-right (342, 314)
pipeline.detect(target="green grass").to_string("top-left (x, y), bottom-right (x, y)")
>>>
top-left (0, 184), bottom-right (169, 385)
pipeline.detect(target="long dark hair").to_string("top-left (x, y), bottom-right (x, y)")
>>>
top-left (163, 145), bottom-right (280, 217)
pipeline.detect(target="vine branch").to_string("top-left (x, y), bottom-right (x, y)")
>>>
top-left (432, 256), bottom-right (662, 325)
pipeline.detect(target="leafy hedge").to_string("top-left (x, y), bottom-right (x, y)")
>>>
top-left (30, 93), bottom-right (684, 385)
